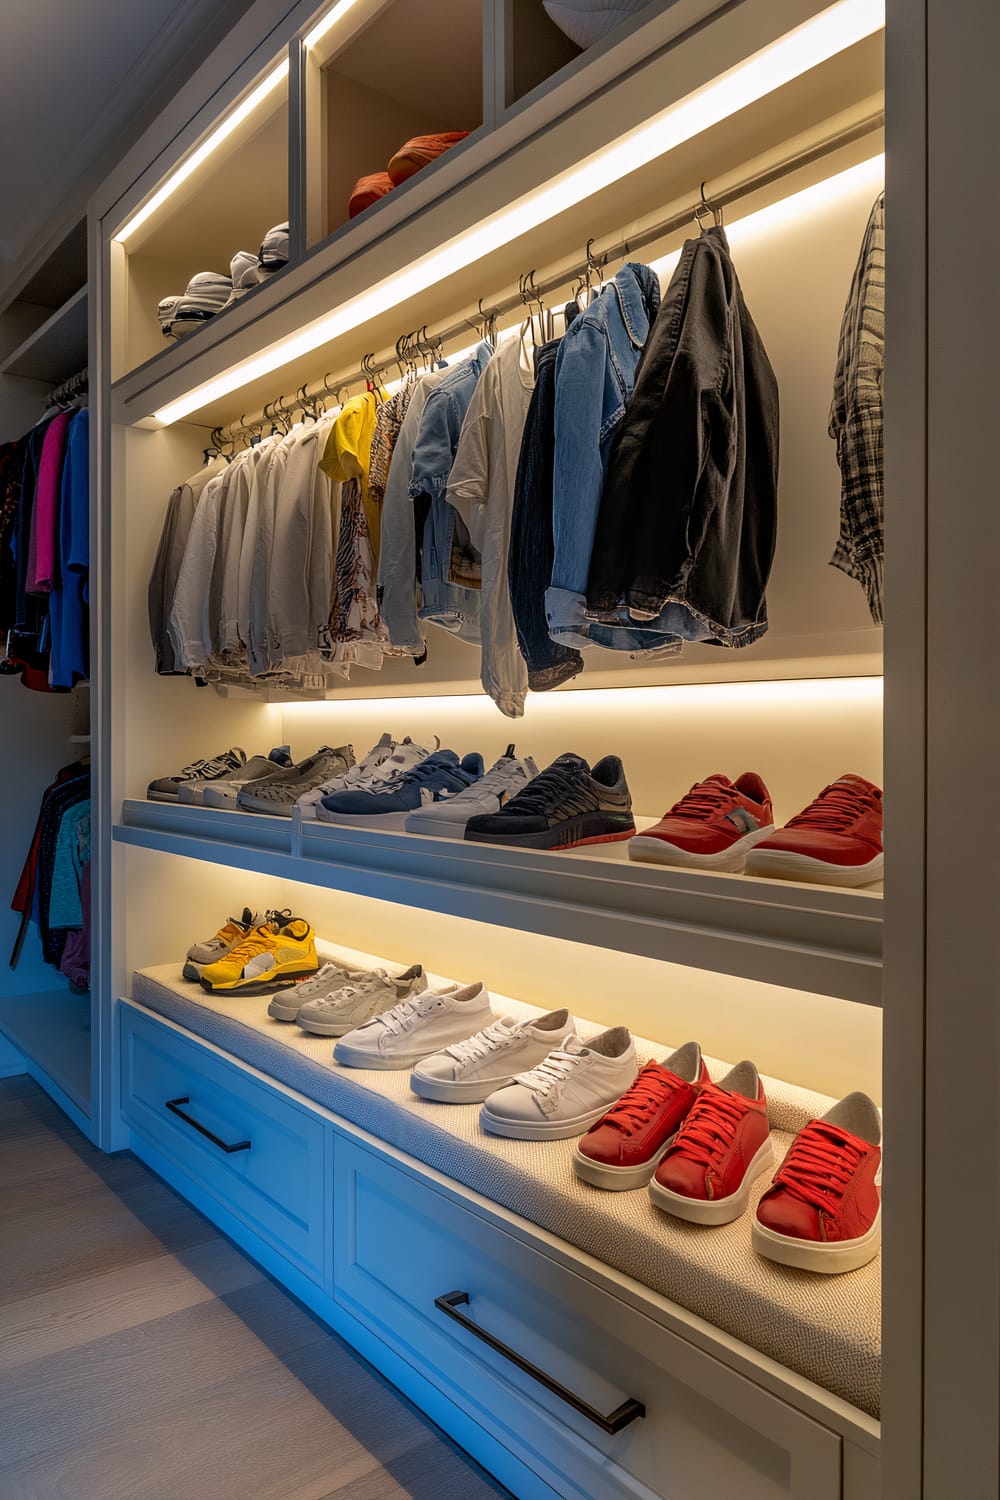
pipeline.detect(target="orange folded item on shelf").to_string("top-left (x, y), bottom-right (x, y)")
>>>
top-left (386, 131), bottom-right (470, 186)
top-left (348, 171), bottom-right (395, 219)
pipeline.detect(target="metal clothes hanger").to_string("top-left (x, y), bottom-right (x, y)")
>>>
top-left (694, 181), bottom-right (724, 232)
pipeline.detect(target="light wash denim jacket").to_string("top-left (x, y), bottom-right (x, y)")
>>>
top-left (544, 263), bottom-right (676, 655)
top-left (408, 340), bottom-right (493, 643)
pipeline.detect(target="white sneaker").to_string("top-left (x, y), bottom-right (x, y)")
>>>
top-left (302, 735), bottom-right (433, 816)
top-left (294, 963), bottom-right (426, 1035)
top-left (410, 1008), bottom-right (575, 1102)
top-left (266, 958), bottom-right (360, 1021)
top-left (334, 981), bottom-right (494, 1070)
top-left (480, 1027), bottom-right (637, 1140)
top-left (404, 746), bottom-right (539, 837)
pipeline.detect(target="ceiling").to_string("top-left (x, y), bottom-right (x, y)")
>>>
top-left (0, 0), bottom-right (258, 301)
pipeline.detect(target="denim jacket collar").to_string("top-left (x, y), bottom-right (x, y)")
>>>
top-left (610, 262), bottom-right (661, 349)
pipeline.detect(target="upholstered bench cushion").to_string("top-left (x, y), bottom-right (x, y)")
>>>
top-left (130, 959), bottom-right (881, 1418)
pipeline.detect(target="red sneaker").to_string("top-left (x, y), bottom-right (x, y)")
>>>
top-left (629, 772), bottom-right (773, 872)
top-left (744, 773), bottom-right (883, 886)
top-left (649, 1061), bottom-right (772, 1225)
top-left (573, 1043), bottom-right (708, 1190)
top-left (387, 131), bottom-right (470, 186)
top-left (752, 1092), bottom-right (881, 1273)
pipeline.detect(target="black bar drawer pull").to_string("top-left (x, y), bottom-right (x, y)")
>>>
top-left (165, 1096), bottom-right (251, 1154)
top-left (434, 1290), bottom-right (645, 1435)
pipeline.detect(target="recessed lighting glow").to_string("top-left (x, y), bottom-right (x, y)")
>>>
top-left (113, 60), bottom-right (288, 245)
top-left (152, 0), bottom-right (884, 425)
top-left (304, 0), bottom-right (363, 51)
top-left (280, 676), bottom-right (884, 715)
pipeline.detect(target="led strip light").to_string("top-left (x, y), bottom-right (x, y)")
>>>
top-left (144, 0), bottom-right (883, 425)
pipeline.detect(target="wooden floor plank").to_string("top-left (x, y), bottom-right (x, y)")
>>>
top-left (0, 1236), bottom-right (263, 1374)
top-left (0, 1078), bottom-right (513, 1500)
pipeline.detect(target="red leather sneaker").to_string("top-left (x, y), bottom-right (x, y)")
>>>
top-left (752, 1092), bottom-right (882, 1273)
top-left (387, 131), bottom-right (470, 186)
top-left (649, 1061), bottom-right (773, 1225)
top-left (573, 1043), bottom-right (709, 1190)
top-left (744, 773), bottom-right (883, 886)
top-left (629, 772), bottom-right (773, 872)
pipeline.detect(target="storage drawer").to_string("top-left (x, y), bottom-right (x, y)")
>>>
top-left (333, 1137), bottom-right (841, 1500)
top-left (121, 1003), bottom-right (327, 1282)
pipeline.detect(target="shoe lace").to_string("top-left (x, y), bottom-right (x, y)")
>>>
top-left (597, 1062), bottom-right (677, 1134)
top-left (770, 1120), bottom-right (864, 1213)
top-left (667, 777), bottom-right (734, 821)
top-left (364, 746), bottom-right (431, 792)
top-left (340, 744), bottom-right (396, 787)
top-left (447, 1018), bottom-right (515, 1064)
top-left (198, 748), bottom-right (244, 778)
top-left (786, 780), bottom-right (876, 832)
top-left (514, 1046), bottom-right (584, 1095)
top-left (670, 1086), bottom-right (747, 1170)
top-left (504, 763), bottom-right (576, 816)
top-left (375, 989), bottom-right (440, 1035)
top-left (401, 757), bottom-right (477, 793)
top-left (224, 909), bottom-right (289, 964)
top-left (474, 754), bottom-right (527, 797)
top-left (296, 960), bottom-right (342, 986)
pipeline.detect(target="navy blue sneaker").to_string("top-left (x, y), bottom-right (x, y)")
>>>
top-left (317, 750), bottom-right (485, 821)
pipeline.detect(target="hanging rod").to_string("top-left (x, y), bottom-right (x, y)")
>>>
top-left (46, 366), bottom-right (88, 408)
top-left (216, 108), bottom-right (883, 445)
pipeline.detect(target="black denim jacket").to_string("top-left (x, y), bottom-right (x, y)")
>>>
top-left (586, 227), bottom-right (779, 649)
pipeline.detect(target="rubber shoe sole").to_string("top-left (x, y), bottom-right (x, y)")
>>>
top-left (267, 992), bottom-right (312, 1021)
top-left (465, 812), bottom-right (635, 851)
top-left (648, 1137), bottom-right (774, 1225)
top-left (744, 849), bottom-right (884, 887)
top-left (751, 1207), bottom-right (881, 1273)
top-left (478, 1100), bottom-right (613, 1141)
top-left (410, 1071), bottom-right (517, 1104)
top-left (628, 824), bottom-right (774, 873)
top-left (572, 1134), bottom-right (677, 1191)
top-left (334, 1042), bottom-right (430, 1070)
top-left (200, 966), bottom-right (317, 996)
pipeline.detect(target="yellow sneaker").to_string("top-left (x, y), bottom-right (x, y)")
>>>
top-left (182, 905), bottom-right (270, 981)
top-left (199, 913), bottom-right (318, 994)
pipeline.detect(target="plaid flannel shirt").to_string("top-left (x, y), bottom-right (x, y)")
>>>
top-left (829, 192), bottom-right (885, 624)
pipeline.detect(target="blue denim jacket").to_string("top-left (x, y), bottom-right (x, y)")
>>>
top-left (408, 340), bottom-right (493, 642)
top-left (544, 263), bottom-right (677, 655)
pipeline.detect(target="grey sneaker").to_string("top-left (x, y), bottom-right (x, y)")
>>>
top-left (297, 733), bottom-right (434, 813)
top-left (224, 249), bottom-right (263, 308)
top-left (405, 746), bottom-right (540, 836)
top-left (183, 905), bottom-right (270, 981)
top-left (267, 959), bottom-right (366, 1021)
top-left (259, 221), bottom-right (289, 272)
top-left (296, 963), bottom-right (426, 1036)
top-left (193, 746), bottom-right (294, 807)
top-left (148, 746), bottom-right (246, 802)
top-left (237, 745), bottom-right (355, 816)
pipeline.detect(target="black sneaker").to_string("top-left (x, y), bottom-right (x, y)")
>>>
top-left (147, 747), bottom-right (246, 802)
top-left (464, 753), bottom-right (635, 851)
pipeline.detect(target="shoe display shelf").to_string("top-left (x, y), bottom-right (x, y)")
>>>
top-left (106, 0), bottom-right (883, 423)
top-left (85, 0), bottom-right (1000, 1493)
top-left (116, 798), bottom-right (883, 1007)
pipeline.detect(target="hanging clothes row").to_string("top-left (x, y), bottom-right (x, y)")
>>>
top-left (10, 758), bottom-right (91, 991)
top-left (0, 379), bottom-right (90, 693)
top-left (150, 224), bottom-right (781, 716)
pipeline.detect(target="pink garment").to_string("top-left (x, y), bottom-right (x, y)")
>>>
top-left (28, 410), bottom-right (72, 594)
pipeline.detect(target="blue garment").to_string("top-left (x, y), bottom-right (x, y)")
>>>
top-left (408, 341), bottom-right (493, 642)
top-left (544, 264), bottom-right (677, 656)
top-left (49, 801), bottom-right (91, 929)
top-left (49, 409), bottom-right (89, 688)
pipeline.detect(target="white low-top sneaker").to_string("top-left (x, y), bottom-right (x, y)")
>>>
top-left (295, 963), bottom-right (426, 1035)
top-left (480, 1027), bottom-right (637, 1140)
top-left (410, 1009), bottom-right (575, 1103)
top-left (300, 735), bottom-right (434, 816)
top-left (266, 958), bottom-right (361, 1021)
top-left (404, 746), bottom-right (540, 837)
top-left (334, 982), bottom-right (494, 1070)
